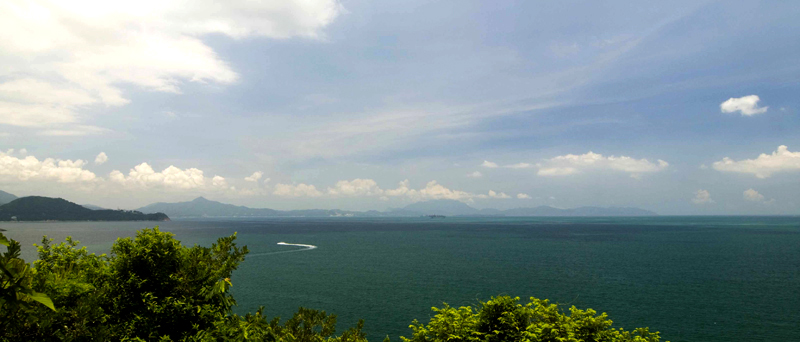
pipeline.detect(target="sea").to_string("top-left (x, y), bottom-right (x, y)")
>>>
top-left (2, 216), bottom-right (798, 342)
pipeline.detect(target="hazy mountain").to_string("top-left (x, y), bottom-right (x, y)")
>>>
top-left (0, 196), bottom-right (169, 221)
top-left (399, 199), bottom-right (480, 216)
top-left (137, 197), bottom-right (657, 218)
top-left (503, 206), bottom-right (657, 216)
top-left (138, 197), bottom-right (279, 218)
top-left (82, 204), bottom-right (107, 210)
top-left (137, 197), bottom-right (364, 218)
top-left (0, 190), bottom-right (17, 206)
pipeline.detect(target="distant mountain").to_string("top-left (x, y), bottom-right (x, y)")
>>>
top-left (137, 197), bottom-right (362, 218)
top-left (138, 197), bottom-right (279, 218)
top-left (82, 204), bottom-right (107, 210)
top-left (0, 190), bottom-right (17, 206)
top-left (503, 206), bottom-right (657, 217)
top-left (0, 196), bottom-right (169, 222)
top-left (399, 199), bottom-right (480, 216)
top-left (137, 197), bottom-right (657, 218)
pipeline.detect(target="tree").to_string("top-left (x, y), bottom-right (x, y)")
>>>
top-left (402, 296), bottom-right (665, 342)
top-left (0, 228), bottom-right (368, 342)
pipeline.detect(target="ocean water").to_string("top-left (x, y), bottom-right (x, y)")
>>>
top-left (2, 216), bottom-right (799, 341)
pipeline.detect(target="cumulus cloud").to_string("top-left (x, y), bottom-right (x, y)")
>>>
top-left (720, 95), bottom-right (768, 116)
top-left (691, 189), bottom-right (714, 205)
top-left (0, 150), bottom-right (97, 183)
top-left (0, 0), bottom-right (343, 127)
top-left (94, 152), bottom-right (108, 165)
top-left (211, 175), bottom-right (228, 188)
top-left (273, 183), bottom-right (323, 197)
top-left (712, 146), bottom-right (800, 178)
top-left (244, 171), bottom-right (263, 182)
top-left (536, 151), bottom-right (668, 177)
top-left (743, 188), bottom-right (764, 202)
top-left (109, 163), bottom-right (206, 189)
top-left (517, 193), bottom-right (532, 199)
top-left (328, 178), bottom-right (383, 196)
top-left (481, 160), bottom-right (499, 168)
top-left (742, 188), bottom-right (774, 204)
top-left (466, 171), bottom-right (483, 178)
top-left (379, 179), bottom-right (475, 201)
top-left (416, 181), bottom-right (473, 201)
top-left (479, 190), bottom-right (510, 199)
top-left (384, 180), bottom-right (415, 197)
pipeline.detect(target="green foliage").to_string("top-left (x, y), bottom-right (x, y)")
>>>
top-left (402, 296), bottom-right (665, 342)
top-left (0, 228), bottom-right (367, 342)
top-left (0, 232), bottom-right (57, 341)
top-left (1, 228), bottom-right (667, 342)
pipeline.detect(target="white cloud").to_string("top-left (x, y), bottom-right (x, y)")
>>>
top-left (328, 178), bottom-right (383, 196)
top-left (212, 175), bottom-right (228, 188)
top-left (416, 181), bottom-right (473, 201)
top-left (94, 152), bottom-right (108, 165)
top-left (273, 183), bottom-right (322, 197)
top-left (483, 190), bottom-right (510, 199)
top-left (0, 0), bottom-right (343, 127)
top-left (743, 188), bottom-right (764, 202)
top-left (712, 145), bottom-right (800, 178)
top-left (691, 189), bottom-right (714, 205)
top-left (505, 163), bottom-right (534, 169)
top-left (742, 188), bottom-right (774, 204)
top-left (384, 179), bottom-right (415, 197)
top-left (466, 171), bottom-right (483, 178)
top-left (244, 171), bottom-right (263, 182)
top-left (0, 151), bottom-right (97, 183)
top-left (536, 151), bottom-right (668, 177)
top-left (381, 179), bottom-right (473, 201)
top-left (720, 95), bottom-right (768, 116)
top-left (517, 193), bottom-right (532, 199)
top-left (109, 162), bottom-right (206, 189)
top-left (481, 160), bottom-right (498, 168)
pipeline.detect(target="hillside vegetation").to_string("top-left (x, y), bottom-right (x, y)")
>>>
top-left (0, 228), bottom-right (666, 341)
top-left (0, 196), bottom-right (169, 221)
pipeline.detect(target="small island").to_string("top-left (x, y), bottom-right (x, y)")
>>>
top-left (0, 196), bottom-right (169, 222)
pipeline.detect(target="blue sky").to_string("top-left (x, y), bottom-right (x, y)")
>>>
top-left (1, 0), bottom-right (799, 214)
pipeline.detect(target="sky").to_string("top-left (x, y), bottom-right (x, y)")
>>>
top-left (1, 0), bottom-right (799, 214)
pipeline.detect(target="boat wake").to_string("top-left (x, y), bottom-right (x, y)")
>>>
top-left (247, 242), bottom-right (318, 258)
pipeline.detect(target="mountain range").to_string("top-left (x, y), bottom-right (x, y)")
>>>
top-left (137, 197), bottom-right (657, 218)
top-left (0, 189), bottom-right (658, 220)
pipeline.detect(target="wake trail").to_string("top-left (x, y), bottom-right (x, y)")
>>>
top-left (247, 242), bottom-right (318, 258)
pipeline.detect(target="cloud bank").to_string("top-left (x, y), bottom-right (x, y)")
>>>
top-left (0, 0), bottom-right (343, 129)
top-left (0, 150), bottom-right (97, 183)
top-left (537, 152), bottom-right (668, 177)
top-left (712, 145), bottom-right (800, 178)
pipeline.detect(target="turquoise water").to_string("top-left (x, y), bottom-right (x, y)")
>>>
top-left (2, 216), bottom-right (799, 341)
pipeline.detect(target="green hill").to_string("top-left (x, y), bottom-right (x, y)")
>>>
top-left (0, 196), bottom-right (169, 222)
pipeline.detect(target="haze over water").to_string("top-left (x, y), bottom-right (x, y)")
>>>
top-left (4, 216), bottom-right (799, 342)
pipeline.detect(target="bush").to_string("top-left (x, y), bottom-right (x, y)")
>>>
top-left (402, 296), bottom-right (665, 342)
